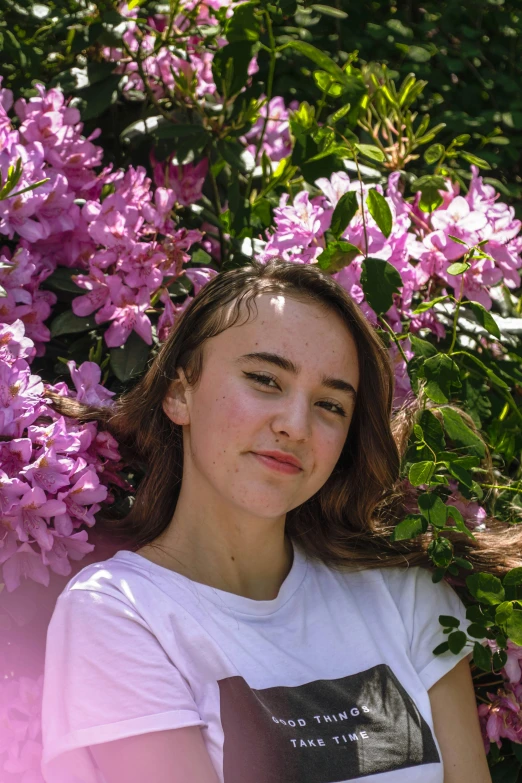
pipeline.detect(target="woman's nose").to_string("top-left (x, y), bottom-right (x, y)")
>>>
top-left (271, 397), bottom-right (312, 441)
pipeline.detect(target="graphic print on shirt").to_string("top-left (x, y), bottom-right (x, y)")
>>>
top-left (218, 663), bottom-right (439, 783)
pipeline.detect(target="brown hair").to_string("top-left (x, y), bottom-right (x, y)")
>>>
top-left (52, 258), bottom-right (522, 579)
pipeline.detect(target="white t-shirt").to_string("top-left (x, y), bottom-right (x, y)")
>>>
top-left (41, 540), bottom-right (477, 783)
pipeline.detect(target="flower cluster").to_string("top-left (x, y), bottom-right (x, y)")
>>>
top-left (478, 641), bottom-right (522, 753)
top-left (0, 320), bottom-right (122, 593)
top-left (259, 167), bottom-right (522, 408)
top-left (103, 1), bottom-right (249, 105)
top-left (70, 164), bottom-right (216, 347)
top-left (0, 79), bottom-right (108, 356)
top-left (261, 168), bottom-right (522, 320)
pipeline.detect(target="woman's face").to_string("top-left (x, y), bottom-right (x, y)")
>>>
top-left (166, 292), bottom-right (360, 520)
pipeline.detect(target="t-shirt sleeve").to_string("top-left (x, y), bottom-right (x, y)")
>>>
top-left (382, 565), bottom-right (483, 692)
top-left (41, 586), bottom-right (205, 782)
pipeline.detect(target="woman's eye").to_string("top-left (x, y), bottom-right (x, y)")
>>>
top-left (319, 401), bottom-right (347, 418)
top-left (244, 371), bottom-right (278, 388)
top-left (244, 373), bottom-right (347, 417)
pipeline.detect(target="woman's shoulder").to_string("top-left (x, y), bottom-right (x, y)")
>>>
top-left (58, 549), bottom-right (156, 605)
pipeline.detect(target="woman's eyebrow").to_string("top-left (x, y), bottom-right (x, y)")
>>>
top-left (235, 352), bottom-right (357, 400)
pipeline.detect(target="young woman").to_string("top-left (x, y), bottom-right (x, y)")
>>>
top-left (40, 258), bottom-right (497, 783)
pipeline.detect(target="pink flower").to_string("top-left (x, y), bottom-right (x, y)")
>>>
top-left (67, 360), bottom-right (115, 407)
top-left (55, 469), bottom-right (108, 535)
top-left (315, 171), bottom-right (353, 208)
top-left (431, 195), bottom-right (488, 237)
top-left (20, 447), bottom-right (73, 494)
top-left (72, 265), bottom-right (110, 316)
top-left (1, 542), bottom-right (50, 592)
top-left (95, 277), bottom-right (153, 347)
top-left (6, 485), bottom-right (66, 550)
top-left (42, 529), bottom-right (95, 576)
top-left (152, 154), bottom-right (209, 207)
top-left (0, 319), bottom-right (35, 363)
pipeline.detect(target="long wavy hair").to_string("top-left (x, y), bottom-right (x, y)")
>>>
top-left (52, 258), bottom-right (522, 578)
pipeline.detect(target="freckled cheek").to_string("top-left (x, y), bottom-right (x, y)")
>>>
top-left (317, 431), bottom-right (347, 473)
top-left (191, 388), bottom-right (262, 452)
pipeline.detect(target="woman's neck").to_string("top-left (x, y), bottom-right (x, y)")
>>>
top-left (135, 510), bottom-right (294, 601)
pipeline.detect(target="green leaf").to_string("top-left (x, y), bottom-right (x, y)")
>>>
top-left (495, 601), bottom-right (514, 625)
top-left (42, 268), bottom-right (85, 294)
top-left (466, 604), bottom-right (491, 625)
top-left (330, 104), bottom-right (352, 124)
top-left (282, 41), bottom-right (353, 88)
top-left (458, 350), bottom-right (510, 390)
top-left (313, 70), bottom-right (344, 97)
top-left (472, 641), bottom-right (492, 671)
top-left (422, 354), bottom-right (461, 403)
top-left (109, 332), bottom-right (150, 382)
top-left (412, 295), bottom-right (449, 314)
top-left (78, 74), bottom-right (121, 122)
top-left (504, 568), bottom-right (522, 587)
top-left (225, 2), bottom-right (260, 42)
top-left (354, 143), bottom-right (386, 163)
top-left (409, 335), bottom-right (438, 359)
top-left (506, 610), bottom-right (522, 646)
top-left (418, 409), bottom-right (446, 452)
top-left (492, 650), bottom-right (508, 672)
top-left (409, 461), bottom-right (435, 486)
top-left (316, 241), bottom-right (360, 273)
top-left (418, 493), bottom-right (447, 527)
top-left (454, 556), bottom-right (474, 571)
top-left (445, 462), bottom-right (474, 489)
top-left (424, 143), bottom-right (444, 164)
top-left (413, 424), bottom-right (424, 440)
top-left (459, 151), bottom-right (491, 170)
top-left (411, 174), bottom-right (445, 213)
top-left (446, 505), bottom-right (476, 540)
top-left (466, 573), bottom-right (505, 606)
top-left (50, 311), bottom-right (95, 338)
top-left (212, 41), bottom-right (253, 97)
top-left (366, 189), bottom-right (392, 238)
top-left (330, 191), bottom-right (358, 239)
top-left (467, 623), bottom-right (489, 638)
top-left (447, 630), bottom-right (467, 654)
top-left (439, 614), bottom-right (460, 628)
top-left (432, 641), bottom-right (450, 655)
top-left (428, 536), bottom-right (453, 568)
top-left (310, 3), bottom-right (348, 18)
top-left (396, 44), bottom-right (432, 63)
top-left (446, 262), bottom-right (470, 275)
top-left (439, 407), bottom-right (486, 458)
top-left (468, 302), bottom-right (501, 339)
top-left (490, 756), bottom-right (521, 783)
top-left (447, 234), bottom-right (469, 247)
top-left (391, 514), bottom-right (427, 541)
top-left (360, 257), bottom-right (403, 315)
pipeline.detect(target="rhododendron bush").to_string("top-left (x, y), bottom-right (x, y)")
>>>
top-left (0, 0), bottom-right (521, 779)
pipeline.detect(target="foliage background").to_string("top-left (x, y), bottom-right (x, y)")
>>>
top-left (0, 0), bottom-right (521, 780)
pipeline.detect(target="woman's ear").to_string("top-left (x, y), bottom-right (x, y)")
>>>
top-left (162, 368), bottom-right (190, 426)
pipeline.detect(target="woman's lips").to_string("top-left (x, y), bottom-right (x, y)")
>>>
top-left (251, 452), bottom-right (302, 475)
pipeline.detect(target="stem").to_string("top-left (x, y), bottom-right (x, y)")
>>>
top-left (447, 273), bottom-right (465, 355)
top-left (246, 10), bottom-right (276, 198)
top-left (353, 153), bottom-right (369, 258)
top-left (378, 315), bottom-right (410, 366)
top-left (121, 37), bottom-right (173, 123)
top-left (208, 160), bottom-right (225, 262)
top-left (482, 484), bottom-right (522, 493)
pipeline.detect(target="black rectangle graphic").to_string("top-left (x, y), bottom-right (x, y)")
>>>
top-left (218, 663), bottom-right (439, 782)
